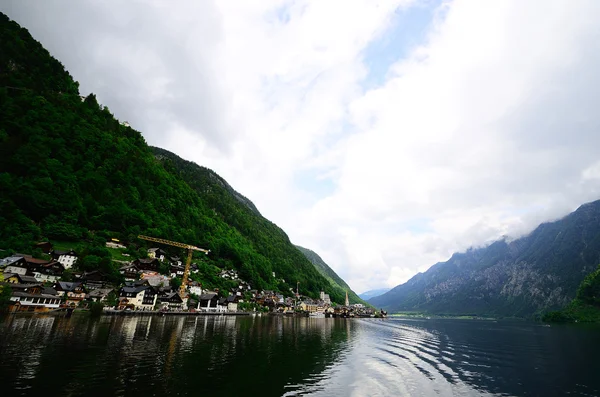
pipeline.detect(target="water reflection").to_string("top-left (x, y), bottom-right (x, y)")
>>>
top-left (307, 318), bottom-right (600, 397)
top-left (0, 315), bottom-right (353, 397)
top-left (1, 315), bottom-right (599, 396)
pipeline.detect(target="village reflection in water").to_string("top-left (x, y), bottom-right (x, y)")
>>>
top-left (2, 315), bottom-right (600, 396)
top-left (0, 314), bottom-right (354, 397)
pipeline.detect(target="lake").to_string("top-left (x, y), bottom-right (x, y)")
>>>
top-left (0, 314), bottom-right (598, 396)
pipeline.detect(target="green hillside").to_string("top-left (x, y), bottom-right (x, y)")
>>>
top-left (0, 12), bottom-right (345, 303)
top-left (295, 245), bottom-right (365, 305)
top-left (543, 264), bottom-right (600, 323)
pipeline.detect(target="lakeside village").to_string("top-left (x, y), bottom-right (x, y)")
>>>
top-left (0, 240), bottom-right (381, 318)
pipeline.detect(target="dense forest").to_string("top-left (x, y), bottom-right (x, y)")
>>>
top-left (0, 12), bottom-right (355, 303)
top-left (543, 264), bottom-right (600, 322)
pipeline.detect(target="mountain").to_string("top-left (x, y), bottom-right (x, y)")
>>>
top-left (370, 200), bottom-right (600, 318)
top-left (359, 288), bottom-right (390, 301)
top-left (295, 245), bottom-right (364, 305)
top-left (0, 12), bottom-right (349, 303)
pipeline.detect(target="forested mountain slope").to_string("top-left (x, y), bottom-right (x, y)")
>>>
top-left (370, 200), bottom-right (600, 317)
top-left (294, 245), bottom-right (364, 305)
top-left (0, 12), bottom-right (347, 302)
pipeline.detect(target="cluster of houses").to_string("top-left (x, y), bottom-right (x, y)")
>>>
top-left (0, 242), bottom-right (373, 316)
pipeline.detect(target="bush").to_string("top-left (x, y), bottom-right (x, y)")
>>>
top-left (89, 301), bottom-right (104, 317)
top-left (541, 310), bottom-right (574, 323)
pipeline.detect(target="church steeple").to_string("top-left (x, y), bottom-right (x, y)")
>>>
top-left (345, 290), bottom-right (349, 306)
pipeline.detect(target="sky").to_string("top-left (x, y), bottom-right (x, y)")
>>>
top-left (2, 0), bottom-right (600, 294)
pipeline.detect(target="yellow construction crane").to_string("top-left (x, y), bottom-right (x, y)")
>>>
top-left (138, 235), bottom-right (210, 298)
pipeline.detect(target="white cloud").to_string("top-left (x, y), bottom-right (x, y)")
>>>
top-left (289, 0), bottom-right (600, 292)
top-left (4, 0), bottom-right (600, 294)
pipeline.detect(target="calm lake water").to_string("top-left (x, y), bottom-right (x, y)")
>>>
top-left (0, 314), bottom-right (599, 397)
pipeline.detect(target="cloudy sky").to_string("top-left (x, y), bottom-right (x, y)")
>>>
top-left (3, 0), bottom-right (600, 293)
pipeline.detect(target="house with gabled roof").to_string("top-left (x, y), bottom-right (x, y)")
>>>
top-left (29, 261), bottom-right (65, 283)
top-left (86, 288), bottom-right (114, 304)
top-left (33, 241), bottom-right (53, 254)
top-left (51, 249), bottom-right (78, 269)
top-left (188, 281), bottom-right (202, 296)
top-left (147, 248), bottom-right (166, 262)
top-left (118, 281), bottom-right (157, 310)
top-left (198, 292), bottom-right (220, 311)
top-left (0, 256), bottom-right (28, 275)
top-left (6, 282), bottom-right (60, 313)
top-left (158, 291), bottom-right (184, 310)
top-left (133, 258), bottom-right (160, 272)
top-left (54, 281), bottom-right (86, 307)
top-left (80, 270), bottom-right (109, 290)
top-left (4, 273), bottom-right (39, 284)
top-left (170, 264), bottom-right (185, 278)
top-left (119, 263), bottom-right (141, 281)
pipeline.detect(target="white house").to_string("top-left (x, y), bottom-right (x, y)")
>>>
top-left (52, 250), bottom-right (78, 270)
top-left (189, 283), bottom-right (202, 296)
top-left (118, 283), bottom-right (157, 310)
top-left (5, 264), bottom-right (27, 275)
top-left (147, 248), bottom-right (166, 262)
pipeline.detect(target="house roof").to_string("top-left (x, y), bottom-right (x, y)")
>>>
top-left (4, 274), bottom-right (38, 284)
top-left (199, 293), bottom-right (217, 300)
top-left (2, 282), bottom-right (43, 290)
top-left (15, 255), bottom-right (50, 265)
top-left (137, 258), bottom-right (158, 264)
top-left (56, 281), bottom-right (83, 291)
top-left (53, 250), bottom-right (77, 256)
top-left (43, 287), bottom-right (58, 296)
top-left (0, 256), bottom-right (26, 267)
top-left (87, 288), bottom-right (113, 298)
top-left (12, 291), bottom-right (61, 300)
top-left (19, 275), bottom-right (39, 284)
top-left (121, 285), bottom-right (148, 294)
top-left (160, 292), bottom-right (183, 302)
top-left (81, 270), bottom-right (107, 280)
top-left (41, 261), bottom-right (64, 269)
top-left (119, 263), bottom-right (138, 270)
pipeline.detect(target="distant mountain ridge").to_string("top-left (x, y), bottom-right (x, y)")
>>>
top-left (359, 288), bottom-right (390, 301)
top-left (295, 245), bottom-right (364, 305)
top-left (370, 199), bottom-right (600, 317)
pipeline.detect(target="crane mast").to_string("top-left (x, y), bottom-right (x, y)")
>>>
top-left (138, 235), bottom-right (209, 298)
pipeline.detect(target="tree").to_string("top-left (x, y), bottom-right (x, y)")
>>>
top-left (170, 277), bottom-right (182, 290)
top-left (576, 265), bottom-right (600, 306)
top-left (89, 301), bottom-right (104, 316)
top-left (0, 272), bottom-right (11, 312)
top-left (106, 291), bottom-right (118, 307)
top-left (61, 269), bottom-right (73, 281)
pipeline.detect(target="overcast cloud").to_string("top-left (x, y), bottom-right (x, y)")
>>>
top-left (3, 0), bottom-right (600, 293)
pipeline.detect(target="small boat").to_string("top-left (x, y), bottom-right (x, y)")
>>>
top-left (309, 312), bottom-right (325, 318)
